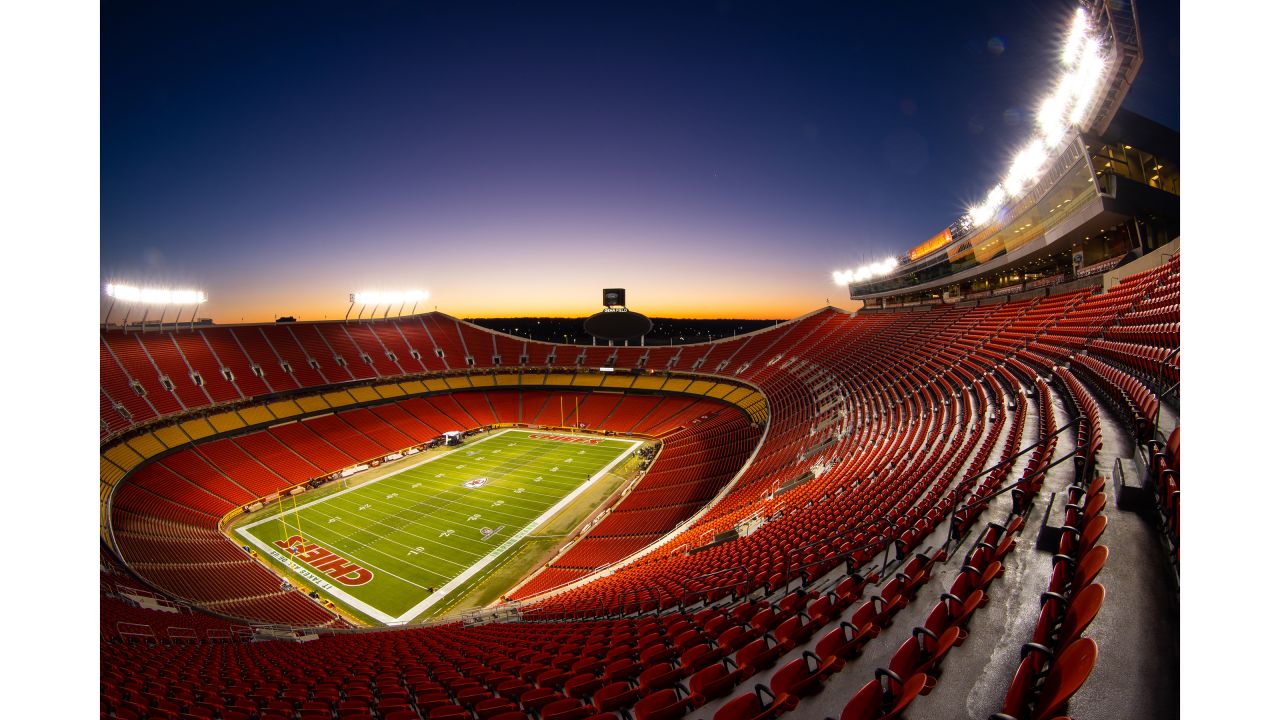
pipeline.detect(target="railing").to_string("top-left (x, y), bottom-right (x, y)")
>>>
top-left (938, 416), bottom-right (1084, 556)
top-left (1152, 345), bottom-right (1180, 438)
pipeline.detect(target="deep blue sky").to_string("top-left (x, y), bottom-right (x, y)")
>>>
top-left (101, 0), bottom-right (1178, 320)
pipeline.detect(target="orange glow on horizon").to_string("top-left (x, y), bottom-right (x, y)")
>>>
top-left (202, 297), bottom-right (843, 324)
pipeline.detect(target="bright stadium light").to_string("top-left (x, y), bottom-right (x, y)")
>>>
top-left (1003, 140), bottom-right (1049, 196)
top-left (352, 289), bottom-right (429, 306)
top-left (964, 7), bottom-right (1107, 232)
top-left (105, 283), bottom-right (208, 305)
top-left (968, 203), bottom-right (994, 227)
top-left (1061, 7), bottom-right (1088, 66)
top-left (840, 257), bottom-right (898, 285)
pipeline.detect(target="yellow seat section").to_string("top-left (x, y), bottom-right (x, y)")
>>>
top-left (493, 373), bottom-right (521, 386)
top-left (323, 390), bottom-right (357, 407)
top-left (153, 424), bottom-right (190, 449)
top-left (125, 432), bottom-right (166, 460)
top-left (237, 406), bottom-right (274, 426)
top-left (721, 387), bottom-right (754, 406)
top-left (206, 412), bottom-right (244, 434)
top-left (742, 395), bottom-right (768, 423)
top-left (517, 371), bottom-right (546, 386)
top-left (104, 443), bottom-right (144, 472)
top-left (348, 386), bottom-right (380, 403)
top-left (444, 376), bottom-right (473, 390)
top-left (296, 394), bottom-right (330, 413)
top-left (180, 417), bottom-right (216, 440)
top-left (399, 380), bottom-right (428, 394)
top-left (703, 382), bottom-right (734, 399)
top-left (571, 374), bottom-right (603, 387)
top-left (660, 378), bottom-right (692, 393)
top-left (100, 456), bottom-right (126, 484)
top-left (684, 380), bottom-right (716, 396)
top-left (545, 373), bottom-right (575, 387)
top-left (267, 399), bottom-right (302, 419)
top-left (601, 374), bottom-right (635, 389)
top-left (631, 376), bottom-right (666, 390)
top-left (422, 378), bottom-right (450, 392)
top-left (374, 383), bottom-right (406, 398)
top-left (468, 375), bottom-right (496, 387)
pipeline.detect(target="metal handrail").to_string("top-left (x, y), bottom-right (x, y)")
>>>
top-left (939, 416), bottom-right (1083, 555)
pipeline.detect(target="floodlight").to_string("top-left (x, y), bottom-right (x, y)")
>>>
top-left (1062, 8), bottom-right (1088, 66)
top-left (842, 257), bottom-right (899, 285)
top-left (968, 204), bottom-right (993, 226)
top-left (105, 283), bottom-right (207, 305)
top-left (986, 186), bottom-right (1008, 207)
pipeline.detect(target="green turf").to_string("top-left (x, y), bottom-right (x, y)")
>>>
top-left (235, 429), bottom-right (639, 624)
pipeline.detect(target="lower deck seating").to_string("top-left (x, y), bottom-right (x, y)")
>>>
top-left (108, 389), bottom-right (756, 627)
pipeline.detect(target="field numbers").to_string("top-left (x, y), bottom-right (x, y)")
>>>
top-left (439, 529), bottom-right (455, 538)
top-left (328, 516), bottom-right (341, 524)
top-left (411, 482), bottom-right (422, 489)
top-left (492, 499), bottom-right (505, 507)
top-left (408, 546), bottom-right (424, 556)
top-left (551, 466), bottom-right (559, 472)
top-left (358, 504), bottom-right (371, 511)
top-left (386, 493), bottom-right (399, 500)
top-left (514, 487), bottom-right (525, 494)
top-left (468, 514), bottom-right (481, 522)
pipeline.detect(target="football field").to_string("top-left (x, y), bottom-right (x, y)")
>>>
top-left (236, 429), bottom-right (641, 624)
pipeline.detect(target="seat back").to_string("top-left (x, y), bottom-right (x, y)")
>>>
top-left (1032, 638), bottom-right (1099, 720)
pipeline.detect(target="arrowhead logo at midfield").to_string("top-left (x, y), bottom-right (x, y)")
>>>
top-left (463, 477), bottom-right (489, 489)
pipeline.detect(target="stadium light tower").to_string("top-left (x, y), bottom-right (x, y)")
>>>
top-left (104, 283), bottom-right (208, 330)
top-left (346, 289), bottom-right (429, 321)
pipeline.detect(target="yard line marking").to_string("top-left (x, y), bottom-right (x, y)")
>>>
top-left (319, 492), bottom-right (498, 555)
top-left (392, 437), bottom-right (642, 622)
top-left (239, 429), bottom-right (522, 531)
top-left (360, 481), bottom-right (553, 522)
top-left (275, 509), bottom-right (472, 572)
top-left (321, 486), bottom-right (538, 547)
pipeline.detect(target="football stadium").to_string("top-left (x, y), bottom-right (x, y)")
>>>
top-left (9, 0), bottom-right (1250, 716)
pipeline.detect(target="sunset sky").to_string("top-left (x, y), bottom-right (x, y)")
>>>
top-left (100, 0), bottom-right (1179, 323)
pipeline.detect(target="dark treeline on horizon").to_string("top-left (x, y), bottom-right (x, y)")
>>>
top-left (467, 317), bottom-right (785, 346)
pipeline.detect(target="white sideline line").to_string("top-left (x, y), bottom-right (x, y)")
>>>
top-left (234, 428), bottom-right (640, 624)
top-left (392, 437), bottom-right (642, 622)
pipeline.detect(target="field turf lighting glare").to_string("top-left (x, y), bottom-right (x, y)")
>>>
top-left (348, 289), bottom-right (429, 320)
top-left (964, 5), bottom-right (1108, 231)
top-left (103, 283), bottom-right (208, 328)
